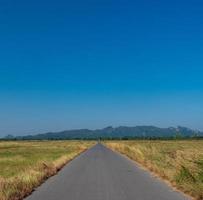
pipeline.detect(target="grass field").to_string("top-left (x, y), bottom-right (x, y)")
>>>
top-left (104, 140), bottom-right (203, 200)
top-left (0, 140), bottom-right (95, 200)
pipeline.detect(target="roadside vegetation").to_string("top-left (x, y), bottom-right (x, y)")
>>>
top-left (0, 140), bottom-right (95, 200)
top-left (104, 140), bottom-right (203, 200)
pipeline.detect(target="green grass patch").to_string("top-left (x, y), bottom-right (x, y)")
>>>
top-left (0, 141), bottom-right (95, 200)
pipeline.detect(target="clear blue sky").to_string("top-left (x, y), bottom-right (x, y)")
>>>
top-left (0, 0), bottom-right (203, 136)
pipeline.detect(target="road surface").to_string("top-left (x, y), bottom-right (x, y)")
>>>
top-left (25, 143), bottom-right (190, 200)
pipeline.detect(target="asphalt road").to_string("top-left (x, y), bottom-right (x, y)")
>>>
top-left (25, 143), bottom-right (190, 200)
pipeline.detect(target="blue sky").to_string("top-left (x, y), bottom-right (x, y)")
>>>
top-left (0, 0), bottom-right (203, 136)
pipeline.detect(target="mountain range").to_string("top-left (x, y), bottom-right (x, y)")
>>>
top-left (4, 126), bottom-right (203, 140)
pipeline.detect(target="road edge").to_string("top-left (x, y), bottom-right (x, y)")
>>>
top-left (102, 142), bottom-right (194, 200)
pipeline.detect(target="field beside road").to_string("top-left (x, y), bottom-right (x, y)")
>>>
top-left (0, 140), bottom-right (95, 200)
top-left (104, 140), bottom-right (203, 200)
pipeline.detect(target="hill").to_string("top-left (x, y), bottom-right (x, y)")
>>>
top-left (4, 126), bottom-right (203, 140)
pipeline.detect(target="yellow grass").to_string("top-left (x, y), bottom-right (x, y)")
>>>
top-left (0, 140), bottom-right (95, 200)
top-left (104, 140), bottom-right (203, 200)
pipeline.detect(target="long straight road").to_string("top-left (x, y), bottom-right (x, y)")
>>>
top-left (25, 143), bottom-right (190, 200)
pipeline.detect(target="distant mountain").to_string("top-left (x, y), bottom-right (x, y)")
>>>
top-left (3, 126), bottom-right (203, 140)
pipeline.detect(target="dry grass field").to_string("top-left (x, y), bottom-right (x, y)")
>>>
top-left (104, 140), bottom-right (203, 200)
top-left (0, 140), bottom-right (95, 200)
